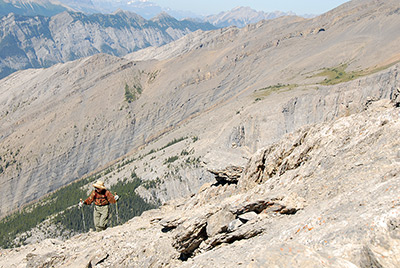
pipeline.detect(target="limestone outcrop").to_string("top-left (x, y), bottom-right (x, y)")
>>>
top-left (1, 99), bottom-right (399, 267)
top-left (207, 166), bottom-right (243, 185)
top-left (0, 0), bottom-right (400, 248)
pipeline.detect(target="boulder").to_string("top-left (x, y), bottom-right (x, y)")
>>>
top-left (238, 211), bottom-right (258, 223)
top-left (204, 220), bottom-right (265, 250)
top-left (172, 216), bottom-right (208, 256)
top-left (208, 166), bottom-right (244, 185)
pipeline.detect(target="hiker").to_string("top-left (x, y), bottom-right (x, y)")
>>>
top-left (79, 181), bottom-right (119, 231)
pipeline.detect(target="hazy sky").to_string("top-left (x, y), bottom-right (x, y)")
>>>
top-left (150, 0), bottom-right (351, 15)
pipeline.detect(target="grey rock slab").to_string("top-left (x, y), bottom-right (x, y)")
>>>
top-left (230, 199), bottom-right (276, 215)
top-left (172, 216), bottom-right (208, 255)
top-left (206, 209), bottom-right (236, 237)
top-left (227, 219), bottom-right (244, 233)
top-left (204, 220), bottom-right (266, 250)
top-left (208, 165), bottom-right (244, 184)
top-left (238, 211), bottom-right (258, 222)
top-left (159, 215), bottom-right (188, 230)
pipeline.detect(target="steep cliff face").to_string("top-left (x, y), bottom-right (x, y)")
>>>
top-left (0, 0), bottom-right (399, 218)
top-left (0, 10), bottom-right (215, 79)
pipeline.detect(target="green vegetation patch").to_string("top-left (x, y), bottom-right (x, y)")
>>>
top-left (161, 137), bottom-right (187, 150)
top-left (254, 83), bottom-right (299, 100)
top-left (124, 72), bottom-right (144, 103)
top-left (313, 64), bottom-right (359, 85)
top-left (164, 155), bottom-right (179, 165)
top-left (124, 83), bottom-right (143, 103)
top-left (0, 148), bottom-right (22, 174)
top-left (141, 136), bottom-right (190, 159)
top-left (314, 60), bottom-right (400, 86)
top-left (142, 177), bottom-right (162, 189)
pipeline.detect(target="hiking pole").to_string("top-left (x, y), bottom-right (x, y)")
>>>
top-left (115, 192), bottom-right (120, 224)
top-left (80, 199), bottom-right (86, 231)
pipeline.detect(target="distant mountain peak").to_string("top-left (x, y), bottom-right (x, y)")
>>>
top-left (127, 0), bottom-right (156, 5)
top-left (231, 6), bottom-right (255, 12)
top-left (111, 8), bottom-right (146, 21)
top-left (152, 11), bottom-right (173, 19)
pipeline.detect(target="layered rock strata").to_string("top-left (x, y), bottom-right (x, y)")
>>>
top-left (0, 99), bottom-right (399, 267)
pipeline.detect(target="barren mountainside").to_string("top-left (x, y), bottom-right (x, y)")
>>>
top-left (0, 92), bottom-right (399, 267)
top-left (0, 1), bottom-right (399, 262)
top-left (0, 0), bottom-right (399, 218)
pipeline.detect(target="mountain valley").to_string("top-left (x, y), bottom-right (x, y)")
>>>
top-left (0, 0), bottom-right (400, 266)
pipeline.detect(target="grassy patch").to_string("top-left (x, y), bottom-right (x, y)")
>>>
top-left (254, 83), bottom-right (299, 100)
top-left (124, 84), bottom-right (136, 103)
top-left (313, 64), bottom-right (359, 85)
top-left (314, 60), bottom-right (400, 86)
top-left (141, 137), bottom-right (189, 159)
top-left (124, 72), bottom-right (144, 103)
top-left (124, 82), bottom-right (143, 103)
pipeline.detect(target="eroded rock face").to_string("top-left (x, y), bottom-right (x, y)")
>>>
top-left (208, 166), bottom-right (243, 185)
top-left (172, 216), bottom-right (208, 257)
top-left (1, 101), bottom-right (400, 267)
top-left (1, 0), bottom-right (400, 219)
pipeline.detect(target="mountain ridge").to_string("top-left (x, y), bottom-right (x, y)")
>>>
top-left (0, 0), bottom-right (399, 247)
top-left (0, 10), bottom-right (216, 79)
top-left (204, 6), bottom-right (296, 28)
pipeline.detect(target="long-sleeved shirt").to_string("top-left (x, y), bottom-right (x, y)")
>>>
top-left (84, 189), bottom-right (117, 206)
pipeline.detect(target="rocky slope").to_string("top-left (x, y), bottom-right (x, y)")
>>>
top-left (0, 0), bottom-right (399, 220)
top-left (0, 10), bottom-right (215, 79)
top-left (0, 97), bottom-right (399, 267)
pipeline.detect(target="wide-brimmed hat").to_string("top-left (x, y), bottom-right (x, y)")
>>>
top-left (93, 180), bottom-right (106, 190)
